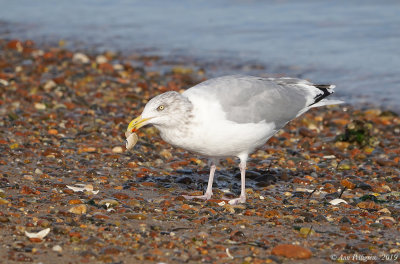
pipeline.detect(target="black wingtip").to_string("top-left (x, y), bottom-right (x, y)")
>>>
top-left (310, 84), bottom-right (334, 106)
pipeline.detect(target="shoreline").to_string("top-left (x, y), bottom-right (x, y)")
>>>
top-left (1, 39), bottom-right (399, 263)
top-left (0, 30), bottom-right (397, 112)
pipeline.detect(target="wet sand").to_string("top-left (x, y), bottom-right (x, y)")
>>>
top-left (0, 39), bottom-right (399, 263)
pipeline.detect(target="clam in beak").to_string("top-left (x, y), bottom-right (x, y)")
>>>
top-left (125, 115), bottom-right (152, 150)
top-left (126, 115), bottom-right (152, 135)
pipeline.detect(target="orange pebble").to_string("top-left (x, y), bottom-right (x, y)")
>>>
top-left (48, 129), bottom-right (58, 135)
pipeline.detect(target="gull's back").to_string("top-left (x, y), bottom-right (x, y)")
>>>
top-left (183, 75), bottom-right (341, 128)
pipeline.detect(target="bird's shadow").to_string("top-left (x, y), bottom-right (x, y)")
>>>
top-left (135, 166), bottom-right (295, 196)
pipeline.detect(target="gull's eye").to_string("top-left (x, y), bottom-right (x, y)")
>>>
top-left (157, 105), bottom-right (165, 111)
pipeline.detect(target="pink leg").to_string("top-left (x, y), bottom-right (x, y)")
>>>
top-left (183, 162), bottom-right (216, 200)
top-left (228, 157), bottom-right (247, 205)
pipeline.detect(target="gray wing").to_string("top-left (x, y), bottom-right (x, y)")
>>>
top-left (186, 75), bottom-right (330, 127)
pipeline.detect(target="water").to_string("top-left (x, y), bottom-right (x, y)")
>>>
top-left (1, 0), bottom-right (399, 109)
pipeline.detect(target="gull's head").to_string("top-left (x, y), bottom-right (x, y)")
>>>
top-left (127, 91), bottom-right (192, 133)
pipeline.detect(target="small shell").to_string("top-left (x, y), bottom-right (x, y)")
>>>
top-left (126, 132), bottom-right (138, 150)
top-left (25, 228), bottom-right (50, 239)
top-left (329, 198), bottom-right (348, 205)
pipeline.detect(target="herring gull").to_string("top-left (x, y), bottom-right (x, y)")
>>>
top-left (127, 75), bottom-right (343, 204)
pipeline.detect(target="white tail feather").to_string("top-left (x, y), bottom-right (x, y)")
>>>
top-left (311, 99), bottom-right (344, 108)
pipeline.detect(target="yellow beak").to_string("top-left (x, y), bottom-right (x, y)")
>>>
top-left (127, 115), bottom-right (152, 133)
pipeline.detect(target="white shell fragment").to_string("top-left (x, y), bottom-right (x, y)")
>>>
top-left (25, 228), bottom-right (50, 239)
top-left (52, 245), bottom-right (63, 252)
top-left (376, 216), bottom-right (396, 223)
top-left (66, 184), bottom-right (99, 195)
top-left (226, 248), bottom-right (234, 259)
top-left (329, 198), bottom-right (348, 205)
top-left (126, 132), bottom-right (138, 150)
top-left (72, 52), bottom-right (90, 64)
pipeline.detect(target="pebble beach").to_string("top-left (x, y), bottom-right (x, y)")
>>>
top-left (0, 39), bottom-right (399, 263)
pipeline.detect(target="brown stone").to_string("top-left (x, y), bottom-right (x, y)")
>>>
top-left (299, 127), bottom-right (317, 137)
top-left (271, 244), bottom-right (312, 259)
top-left (112, 192), bottom-right (130, 200)
top-left (341, 178), bottom-right (356, 189)
top-left (69, 204), bottom-right (87, 215)
top-left (264, 210), bottom-right (281, 218)
top-left (68, 199), bottom-right (83, 205)
top-left (357, 201), bottom-right (381, 210)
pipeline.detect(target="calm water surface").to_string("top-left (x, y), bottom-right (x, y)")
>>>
top-left (1, 0), bottom-right (399, 109)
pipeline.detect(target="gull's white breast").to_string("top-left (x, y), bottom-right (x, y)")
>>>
top-left (159, 89), bottom-right (277, 158)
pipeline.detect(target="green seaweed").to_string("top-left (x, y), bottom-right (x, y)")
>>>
top-left (358, 194), bottom-right (386, 204)
top-left (335, 120), bottom-right (378, 147)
